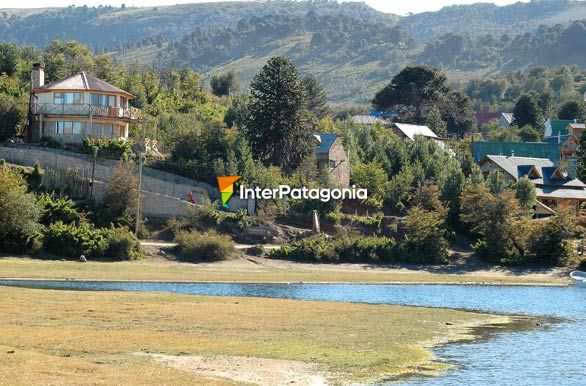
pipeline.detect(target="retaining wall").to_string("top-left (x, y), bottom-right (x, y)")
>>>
top-left (0, 144), bottom-right (254, 216)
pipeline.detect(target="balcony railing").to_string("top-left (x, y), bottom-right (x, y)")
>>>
top-left (31, 103), bottom-right (141, 121)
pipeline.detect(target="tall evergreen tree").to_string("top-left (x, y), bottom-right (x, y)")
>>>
top-left (372, 65), bottom-right (449, 123)
top-left (210, 69), bottom-right (239, 96)
top-left (558, 100), bottom-right (586, 121)
top-left (301, 75), bottom-right (328, 119)
top-left (512, 91), bottom-right (544, 129)
top-left (245, 56), bottom-right (310, 173)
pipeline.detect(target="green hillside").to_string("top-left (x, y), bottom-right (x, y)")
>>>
top-left (3, 0), bottom-right (586, 104)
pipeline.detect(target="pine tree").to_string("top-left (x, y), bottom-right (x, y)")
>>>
top-left (245, 56), bottom-right (310, 173)
top-left (515, 176), bottom-right (536, 215)
top-left (301, 75), bottom-right (328, 119)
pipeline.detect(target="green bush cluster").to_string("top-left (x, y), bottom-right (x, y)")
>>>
top-left (43, 222), bottom-right (140, 260)
top-left (272, 231), bottom-right (452, 265)
top-left (37, 194), bottom-right (85, 225)
top-left (173, 230), bottom-right (234, 262)
top-left (105, 227), bottom-right (141, 260)
top-left (44, 222), bottom-right (110, 258)
top-left (82, 137), bottom-right (133, 158)
top-left (195, 200), bottom-right (258, 231)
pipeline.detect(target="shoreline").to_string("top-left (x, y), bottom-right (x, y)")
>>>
top-left (0, 285), bottom-right (527, 385)
top-left (0, 255), bottom-right (572, 286)
top-left (0, 276), bottom-right (569, 286)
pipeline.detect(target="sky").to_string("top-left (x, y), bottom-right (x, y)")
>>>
top-left (0, 0), bottom-right (530, 16)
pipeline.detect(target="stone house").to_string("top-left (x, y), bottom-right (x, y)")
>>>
top-left (314, 133), bottom-right (350, 187)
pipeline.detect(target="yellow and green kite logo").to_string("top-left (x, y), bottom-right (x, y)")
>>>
top-left (217, 176), bottom-right (241, 208)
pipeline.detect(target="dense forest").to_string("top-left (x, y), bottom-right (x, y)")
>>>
top-left (2, 1), bottom-right (586, 103)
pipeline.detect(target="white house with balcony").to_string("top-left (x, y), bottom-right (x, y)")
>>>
top-left (27, 63), bottom-right (141, 143)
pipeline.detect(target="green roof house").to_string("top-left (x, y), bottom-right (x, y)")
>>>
top-left (472, 141), bottom-right (561, 164)
top-left (544, 119), bottom-right (575, 138)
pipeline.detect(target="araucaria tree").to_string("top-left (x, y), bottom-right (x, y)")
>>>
top-left (372, 65), bottom-right (449, 123)
top-left (301, 75), bottom-right (328, 120)
top-left (372, 65), bottom-right (476, 137)
top-left (245, 56), bottom-right (311, 173)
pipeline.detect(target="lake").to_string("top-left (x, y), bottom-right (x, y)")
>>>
top-left (0, 280), bottom-right (584, 385)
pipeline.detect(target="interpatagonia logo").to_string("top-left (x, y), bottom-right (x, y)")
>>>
top-left (217, 176), bottom-right (241, 208)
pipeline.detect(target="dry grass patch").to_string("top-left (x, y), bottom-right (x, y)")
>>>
top-left (0, 257), bottom-right (570, 285)
top-left (0, 285), bottom-right (513, 384)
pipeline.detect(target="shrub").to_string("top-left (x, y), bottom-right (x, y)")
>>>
top-left (526, 215), bottom-right (573, 266)
top-left (0, 164), bottom-right (42, 254)
top-left (103, 161), bottom-right (138, 224)
top-left (402, 206), bottom-right (450, 264)
top-left (174, 230), bottom-right (234, 262)
top-left (275, 234), bottom-right (336, 262)
top-left (336, 235), bottom-right (398, 263)
top-left (37, 194), bottom-right (85, 226)
top-left (271, 234), bottom-right (398, 263)
top-left (43, 221), bottom-right (109, 258)
top-left (246, 244), bottom-right (265, 256)
top-left (82, 137), bottom-right (133, 158)
top-left (39, 136), bottom-right (62, 149)
top-left (105, 227), bottom-right (141, 260)
top-left (350, 214), bottom-right (383, 230)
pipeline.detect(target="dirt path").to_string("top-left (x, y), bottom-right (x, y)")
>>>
top-left (140, 241), bottom-right (281, 250)
top-left (141, 353), bottom-right (331, 386)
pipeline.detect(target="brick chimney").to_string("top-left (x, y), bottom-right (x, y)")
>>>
top-left (31, 63), bottom-right (44, 89)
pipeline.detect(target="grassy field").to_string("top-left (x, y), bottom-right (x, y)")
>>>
top-left (0, 257), bottom-right (570, 285)
top-left (0, 285), bottom-right (519, 385)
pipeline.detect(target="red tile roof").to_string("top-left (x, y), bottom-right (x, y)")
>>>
top-left (34, 71), bottom-right (134, 98)
top-left (475, 112), bottom-right (501, 128)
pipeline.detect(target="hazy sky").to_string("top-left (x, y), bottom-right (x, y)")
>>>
top-left (3, 0), bottom-right (530, 16)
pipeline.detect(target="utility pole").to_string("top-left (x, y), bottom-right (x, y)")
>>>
top-left (90, 146), bottom-right (98, 200)
top-left (135, 121), bottom-right (146, 236)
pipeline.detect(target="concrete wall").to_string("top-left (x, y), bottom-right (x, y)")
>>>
top-left (0, 145), bottom-right (255, 216)
top-left (0, 145), bottom-right (216, 202)
top-left (92, 181), bottom-right (195, 218)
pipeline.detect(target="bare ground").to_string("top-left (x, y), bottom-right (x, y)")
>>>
top-left (141, 353), bottom-right (331, 386)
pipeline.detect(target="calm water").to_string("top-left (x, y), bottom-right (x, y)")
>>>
top-left (0, 280), bottom-right (584, 385)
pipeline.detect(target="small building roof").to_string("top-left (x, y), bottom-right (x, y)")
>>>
top-left (501, 113), bottom-right (514, 125)
top-left (472, 141), bottom-right (561, 163)
top-left (351, 115), bottom-right (389, 126)
top-left (34, 71), bottom-right (134, 98)
top-left (480, 155), bottom-right (586, 189)
top-left (543, 134), bottom-right (577, 144)
top-left (393, 123), bottom-right (438, 140)
top-left (536, 187), bottom-right (586, 200)
top-left (476, 112), bottom-right (501, 128)
top-left (547, 119), bottom-right (574, 137)
top-left (568, 122), bottom-right (585, 130)
top-left (314, 133), bottom-right (338, 155)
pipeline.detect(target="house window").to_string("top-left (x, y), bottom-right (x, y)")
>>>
top-left (53, 93), bottom-right (64, 104)
top-left (92, 123), bottom-right (113, 137)
top-left (72, 122), bottom-right (82, 135)
top-left (53, 92), bottom-right (84, 104)
top-left (329, 160), bottom-right (336, 169)
top-left (90, 93), bottom-right (115, 107)
top-left (54, 121), bottom-right (84, 135)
